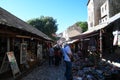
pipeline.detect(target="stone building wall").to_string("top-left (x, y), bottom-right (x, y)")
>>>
top-left (109, 0), bottom-right (120, 17)
top-left (87, 0), bottom-right (106, 29)
top-left (93, 0), bottom-right (106, 26)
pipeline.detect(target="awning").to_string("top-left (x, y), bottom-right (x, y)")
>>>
top-left (67, 39), bottom-right (79, 44)
top-left (70, 23), bottom-right (108, 39)
top-left (70, 12), bottom-right (120, 40)
top-left (109, 12), bottom-right (120, 23)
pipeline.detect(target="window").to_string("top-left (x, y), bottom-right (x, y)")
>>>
top-left (102, 8), bottom-right (104, 12)
top-left (105, 17), bottom-right (107, 20)
top-left (105, 4), bottom-right (107, 10)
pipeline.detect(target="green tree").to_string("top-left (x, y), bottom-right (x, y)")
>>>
top-left (76, 21), bottom-right (88, 32)
top-left (27, 16), bottom-right (58, 40)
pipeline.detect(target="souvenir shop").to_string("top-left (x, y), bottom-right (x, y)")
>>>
top-left (0, 26), bottom-right (52, 79)
top-left (0, 7), bottom-right (52, 79)
top-left (72, 15), bottom-right (120, 80)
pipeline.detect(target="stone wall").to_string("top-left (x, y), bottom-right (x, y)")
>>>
top-left (94, 0), bottom-right (106, 26)
top-left (109, 0), bottom-right (120, 17)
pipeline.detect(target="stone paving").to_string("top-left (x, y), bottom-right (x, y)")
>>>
top-left (21, 61), bottom-right (66, 80)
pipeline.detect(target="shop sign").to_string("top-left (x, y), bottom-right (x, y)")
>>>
top-left (0, 54), bottom-right (10, 73)
top-left (7, 52), bottom-right (21, 78)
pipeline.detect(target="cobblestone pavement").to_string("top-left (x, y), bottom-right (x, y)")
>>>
top-left (21, 61), bottom-right (66, 80)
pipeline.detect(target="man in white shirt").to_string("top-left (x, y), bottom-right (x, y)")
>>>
top-left (63, 43), bottom-right (73, 80)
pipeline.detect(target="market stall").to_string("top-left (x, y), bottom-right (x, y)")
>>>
top-left (0, 7), bottom-right (53, 79)
top-left (71, 13), bottom-right (120, 80)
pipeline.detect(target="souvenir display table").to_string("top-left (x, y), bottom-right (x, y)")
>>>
top-left (72, 54), bottom-right (120, 80)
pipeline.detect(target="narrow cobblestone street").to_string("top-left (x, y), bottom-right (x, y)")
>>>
top-left (21, 60), bottom-right (66, 80)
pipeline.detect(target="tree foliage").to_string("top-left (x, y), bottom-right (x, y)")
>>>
top-left (27, 16), bottom-right (58, 40)
top-left (76, 21), bottom-right (88, 32)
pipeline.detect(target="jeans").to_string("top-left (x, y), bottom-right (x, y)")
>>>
top-left (65, 61), bottom-right (73, 80)
top-left (49, 56), bottom-right (54, 65)
top-left (55, 55), bottom-right (61, 66)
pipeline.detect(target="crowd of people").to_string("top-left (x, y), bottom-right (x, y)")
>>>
top-left (48, 43), bottom-right (73, 80)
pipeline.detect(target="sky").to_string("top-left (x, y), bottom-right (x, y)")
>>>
top-left (0, 0), bottom-right (88, 34)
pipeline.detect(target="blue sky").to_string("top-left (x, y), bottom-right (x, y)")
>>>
top-left (0, 0), bottom-right (88, 33)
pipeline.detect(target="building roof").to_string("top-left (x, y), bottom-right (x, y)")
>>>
top-left (57, 24), bottom-right (82, 44)
top-left (0, 7), bottom-right (52, 41)
top-left (67, 24), bottom-right (82, 38)
top-left (87, 0), bottom-right (90, 6)
top-left (68, 29), bottom-right (82, 38)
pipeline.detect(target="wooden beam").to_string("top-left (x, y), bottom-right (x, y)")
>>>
top-left (16, 35), bottom-right (31, 39)
top-left (7, 38), bottom-right (10, 52)
top-left (0, 34), bottom-right (15, 37)
top-left (33, 37), bottom-right (42, 41)
top-left (16, 35), bottom-right (42, 41)
top-left (0, 29), bottom-right (17, 35)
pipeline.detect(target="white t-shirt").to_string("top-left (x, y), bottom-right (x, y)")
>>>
top-left (64, 45), bottom-right (72, 62)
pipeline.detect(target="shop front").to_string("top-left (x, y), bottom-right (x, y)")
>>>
top-left (71, 13), bottom-right (120, 80)
top-left (0, 7), bottom-right (52, 79)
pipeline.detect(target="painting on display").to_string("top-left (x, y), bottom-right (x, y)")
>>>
top-left (37, 44), bottom-right (42, 60)
top-left (118, 35), bottom-right (120, 47)
top-left (20, 43), bottom-right (27, 64)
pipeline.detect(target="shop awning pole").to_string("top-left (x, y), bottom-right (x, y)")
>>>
top-left (100, 30), bottom-right (102, 58)
top-left (7, 38), bottom-right (10, 52)
top-left (22, 38), bottom-right (24, 43)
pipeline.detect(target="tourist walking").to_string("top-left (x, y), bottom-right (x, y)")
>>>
top-left (54, 46), bottom-right (61, 66)
top-left (63, 43), bottom-right (73, 80)
top-left (48, 45), bottom-right (54, 66)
